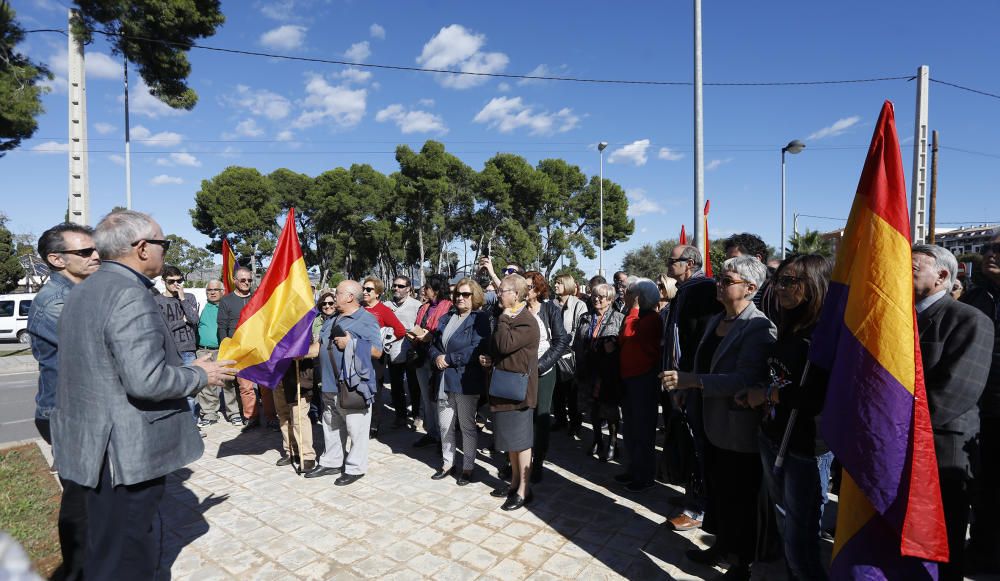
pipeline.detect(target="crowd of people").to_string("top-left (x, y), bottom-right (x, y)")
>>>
top-left (23, 210), bottom-right (1000, 580)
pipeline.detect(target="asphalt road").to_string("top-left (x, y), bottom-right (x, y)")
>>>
top-left (0, 371), bottom-right (41, 445)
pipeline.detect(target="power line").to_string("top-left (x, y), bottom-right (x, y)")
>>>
top-left (796, 214), bottom-right (999, 227)
top-left (930, 78), bottom-right (1000, 101)
top-left (25, 28), bottom-right (912, 88)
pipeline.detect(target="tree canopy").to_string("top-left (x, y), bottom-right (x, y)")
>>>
top-left (0, 2), bottom-right (50, 157)
top-left (0, 213), bottom-right (23, 292)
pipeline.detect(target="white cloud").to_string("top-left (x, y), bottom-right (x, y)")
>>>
top-left (705, 158), bottom-right (733, 171)
top-left (228, 85), bottom-right (291, 120)
top-left (336, 67), bottom-right (372, 84)
top-left (417, 24), bottom-right (509, 89)
top-left (418, 98), bottom-right (435, 107)
top-left (658, 147), bottom-right (684, 161)
top-left (518, 64), bottom-right (550, 86)
top-left (30, 141), bottom-right (69, 154)
top-left (259, 0), bottom-right (296, 20)
top-left (94, 122), bottom-right (116, 135)
top-left (370, 23), bottom-right (385, 40)
top-left (150, 174), bottom-right (183, 186)
top-left (260, 25), bottom-right (307, 50)
top-left (221, 146), bottom-right (241, 159)
top-left (234, 118), bottom-right (265, 137)
top-left (344, 41), bottom-right (371, 62)
top-left (608, 139), bottom-right (651, 166)
top-left (125, 77), bottom-right (186, 118)
top-left (497, 82), bottom-right (511, 92)
top-left (130, 125), bottom-right (183, 147)
top-left (375, 104), bottom-right (448, 134)
top-left (49, 48), bottom-right (121, 80)
top-left (807, 116), bottom-right (860, 140)
top-left (473, 96), bottom-right (579, 135)
top-left (156, 152), bottom-right (201, 167)
top-left (626, 188), bottom-right (666, 218)
top-left (108, 154), bottom-right (125, 165)
top-left (276, 130), bottom-right (295, 141)
top-left (293, 74), bottom-right (367, 129)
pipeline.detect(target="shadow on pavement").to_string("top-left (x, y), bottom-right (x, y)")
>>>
top-left (157, 467), bottom-right (229, 580)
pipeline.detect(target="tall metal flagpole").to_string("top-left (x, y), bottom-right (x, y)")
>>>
top-left (693, 0), bottom-right (706, 255)
top-left (910, 65), bottom-right (929, 243)
top-left (124, 59), bottom-right (132, 210)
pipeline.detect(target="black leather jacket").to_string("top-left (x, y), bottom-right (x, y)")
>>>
top-left (536, 300), bottom-right (571, 374)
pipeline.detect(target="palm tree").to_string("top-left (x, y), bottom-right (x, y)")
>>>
top-left (786, 229), bottom-right (834, 258)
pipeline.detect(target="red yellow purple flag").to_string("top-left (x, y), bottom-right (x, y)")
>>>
top-left (809, 101), bottom-right (948, 579)
top-left (679, 224), bottom-right (687, 245)
top-left (703, 201), bottom-right (712, 278)
top-left (217, 209), bottom-right (316, 388)
top-left (221, 238), bottom-right (237, 294)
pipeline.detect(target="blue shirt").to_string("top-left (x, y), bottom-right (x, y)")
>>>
top-left (27, 272), bottom-right (75, 419)
top-left (319, 307), bottom-right (381, 393)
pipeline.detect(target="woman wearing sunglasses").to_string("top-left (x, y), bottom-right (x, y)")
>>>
top-left (427, 279), bottom-right (491, 484)
top-left (736, 254), bottom-right (833, 581)
top-left (661, 255), bottom-right (776, 580)
top-left (361, 277), bottom-right (406, 437)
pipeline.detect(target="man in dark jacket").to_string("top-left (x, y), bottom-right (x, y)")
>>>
top-left (663, 244), bottom-right (723, 531)
top-left (962, 231), bottom-right (1000, 574)
top-left (913, 244), bottom-right (995, 581)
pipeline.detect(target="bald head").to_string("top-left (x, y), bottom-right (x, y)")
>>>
top-left (336, 280), bottom-right (363, 314)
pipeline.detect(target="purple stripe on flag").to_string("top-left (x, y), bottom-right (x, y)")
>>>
top-left (810, 281), bottom-right (848, 372)
top-left (820, 314), bottom-right (915, 516)
top-left (238, 310), bottom-right (317, 388)
top-left (832, 515), bottom-right (939, 580)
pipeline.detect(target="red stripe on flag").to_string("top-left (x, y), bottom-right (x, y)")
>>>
top-left (856, 101), bottom-right (911, 238)
top-left (221, 238), bottom-right (236, 294)
top-left (679, 224), bottom-right (687, 245)
top-left (703, 201), bottom-right (712, 278)
top-left (236, 208), bottom-right (305, 327)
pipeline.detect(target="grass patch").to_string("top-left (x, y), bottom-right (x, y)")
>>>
top-left (0, 444), bottom-right (62, 577)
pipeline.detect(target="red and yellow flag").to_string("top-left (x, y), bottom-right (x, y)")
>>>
top-left (703, 201), bottom-right (712, 278)
top-left (221, 238), bottom-right (237, 294)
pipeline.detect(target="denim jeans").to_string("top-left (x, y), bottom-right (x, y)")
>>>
top-left (759, 431), bottom-right (831, 581)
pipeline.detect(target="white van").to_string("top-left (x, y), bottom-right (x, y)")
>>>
top-left (0, 293), bottom-right (36, 344)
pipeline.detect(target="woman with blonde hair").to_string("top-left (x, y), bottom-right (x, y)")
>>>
top-left (552, 274), bottom-right (587, 436)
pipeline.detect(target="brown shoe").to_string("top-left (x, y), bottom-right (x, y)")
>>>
top-left (667, 514), bottom-right (703, 531)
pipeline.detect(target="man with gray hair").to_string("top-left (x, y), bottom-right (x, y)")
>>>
top-left (963, 229), bottom-right (1000, 574)
top-left (912, 243), bottom-right (994, 580)
top-left (662, 244), bottom-right (723, 531)
top-left (51, 210), bottom-right (235, 578)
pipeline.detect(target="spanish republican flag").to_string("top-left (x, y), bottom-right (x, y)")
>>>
top-left (702, 201), bottom-right (712, 278)
top-left (809, 101), bottom-right (947, 578)
top-left (679, 224), bottom-right (687, 245)
top-left (221, 238), bottom-right (237, 294)
top-left (218, 209), bottom-right (316, 388)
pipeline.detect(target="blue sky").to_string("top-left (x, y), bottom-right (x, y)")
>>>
top-left (8, 0), bottom-right (1000, 275)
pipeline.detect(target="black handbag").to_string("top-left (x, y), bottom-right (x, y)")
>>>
top-left (488, 368), bottom-right (529, 401)
top-left (327, 331), bottom-right (369, 411)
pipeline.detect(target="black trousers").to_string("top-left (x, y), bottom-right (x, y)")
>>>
top-left (551, 374), bottom-right (581, 428)
top-left (83, 456), bottom-right (166, 581)
top-left (970, 417), bottom-right (1000, 570)
top-left (703, 441), bottom-right (762, 566)
top-left (939, 471), bottom-right (971, 581)
top-left (388, 361), bottom-right (420, 420)
top-left (36, 418), bottom-right (88, 581)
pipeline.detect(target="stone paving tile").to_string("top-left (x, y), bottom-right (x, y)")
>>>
top-left (164, 407), bottom-right (784, 580)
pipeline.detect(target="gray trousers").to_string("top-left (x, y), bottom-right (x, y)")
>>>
top-left (319, 392), bottom-right (371, 475)
top-left (416, 362), bottom-right (440, 438)
top-left (438, 392), bottom-right (480, 471)
top-left (193, 349), bottom-right (239, 421)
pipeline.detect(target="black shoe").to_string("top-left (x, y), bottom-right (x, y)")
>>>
top-left (370, 426), bottom-right (379, 439)
top-left (301, 460), bottom-right (316, 472)
top-left (276, 455), bottom-right (299, 467)
top-left (241, 417), bottom-right (260, 432)
top-left (431, 467), bottom-right (452, 480)
top-left (456, 471), bottom-right (474, 486)
top-left (497, 464), bottom-right (512, 480)
top-left (393, 417), bottom-right (407, 428)
top-left (303, 465), bottom-right (342, 479)
top-left (625, 481), bottom-right (654, 493)
top-left (412, 434), bottom-right (438, 448)
top-left (334, 473), bottom-right (364, 486)
top-left (490, 485), bottom-right (512, 498)
top-left (613, 473), bottom-right (633, 484)
top-left (501, 493), bottom-right (526, 511)
top-left (605, 440), bottom-right (619, 462)
top-left (686, 546), bottom-right (722, 566)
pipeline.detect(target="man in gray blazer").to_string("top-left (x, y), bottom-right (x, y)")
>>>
top-left (51, 210), bottom-right (235, 580)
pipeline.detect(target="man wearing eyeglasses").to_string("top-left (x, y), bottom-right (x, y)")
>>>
top-left (384, 276), bottom-right (422, 428)
top-left (27, 222), bottom-right (101, 579)
top-left (155, 266), bottom-right (200, 372)
top-left (51, 210), bottom-right (235, 578)
top-left (194, 280), bottom-right (240, 427)
top-left (962, 232), bottom-right (1000, 574)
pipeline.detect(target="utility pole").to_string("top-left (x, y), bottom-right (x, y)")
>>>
top-left (693, 0), bottom-right (706, 256)
top-left (910, 65), bottom-right (929, 243)
top-left (124, 60), bottom-right (132, 210)
top-left (927, 130), bottom-right (938, 244)
top-left (67, 10), bottom-right (90, 225)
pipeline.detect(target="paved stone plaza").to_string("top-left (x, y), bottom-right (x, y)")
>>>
top-left (155, 402), bottom-right (805, 581)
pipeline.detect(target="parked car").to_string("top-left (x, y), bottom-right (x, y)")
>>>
top-left (0, 293), bottom-right (36, 344)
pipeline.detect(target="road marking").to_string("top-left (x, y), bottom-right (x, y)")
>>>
top-left (0, 418), bottom-right (34, 427)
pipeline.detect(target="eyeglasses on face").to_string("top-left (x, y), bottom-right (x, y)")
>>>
top-left (131, 239), bottom-right (171, 252)
top-left (321, 301), bottom-right (336, 306)
top-left (165, 278), bottom-right (184, 284)
top-left (593, 295), bottom-right (611, 302)
top-left (776, 275), bottom-right (803, 288)
top-left (392, 283), bottom-right (409, 289)
top-left (237, 278), bottom-right (252, 283)
top-left (499, 288), bottom-right (516, 295)
top-left (206, 288), bottom-right (223, 292)
top-left (59, 247), bottom-right (98, 258)
top-left (667, 257), bottom-right (690, 266)
top-left (454, 291), bottom-right (473, 298)
top-left (502, 267), bottom-right (517, 274)
top-left (362, 287), bottom-right (377, 293)
top-left (717, 277), bottom-right (748, 287)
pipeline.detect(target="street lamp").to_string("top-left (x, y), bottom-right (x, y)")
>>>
top-left (781, 139), bottom-right (806, 259)
top-left (598, 141), bottom-right (608, 278)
